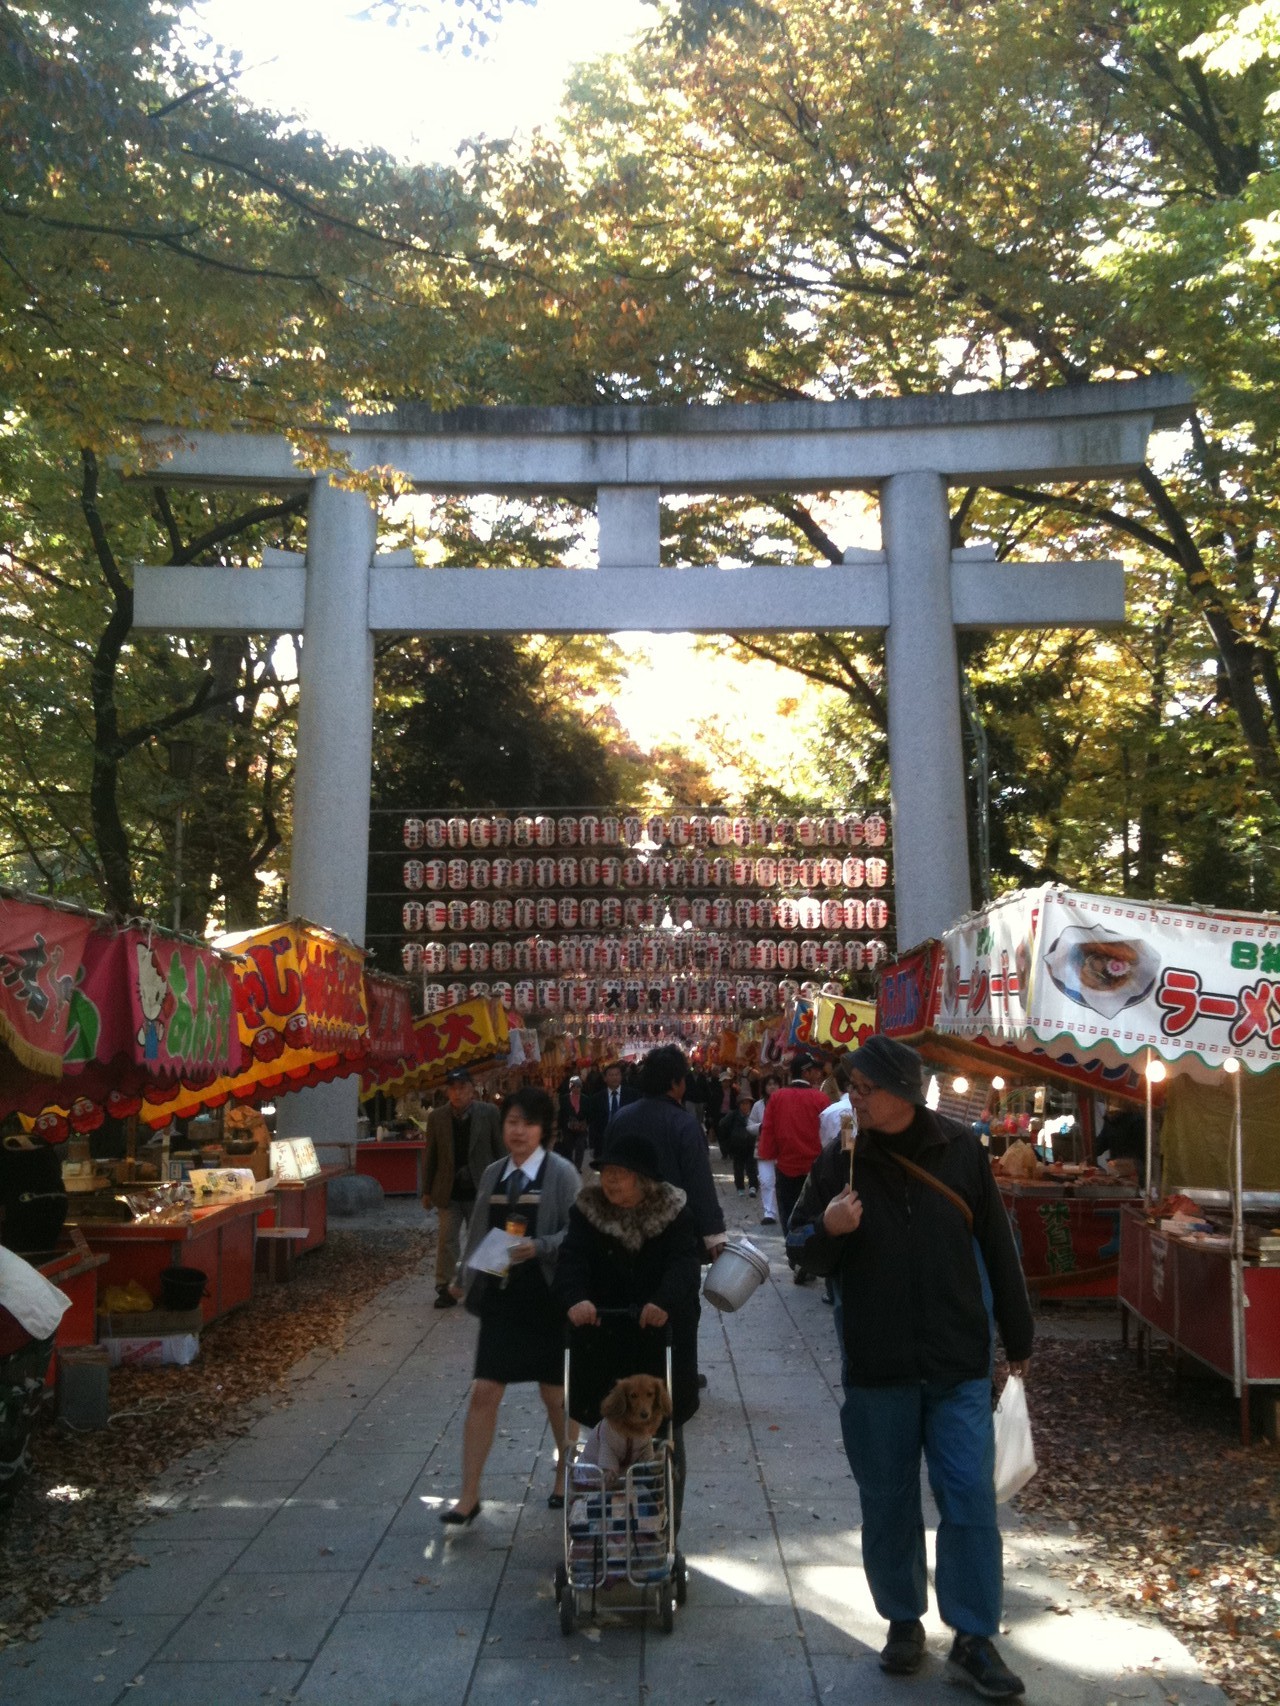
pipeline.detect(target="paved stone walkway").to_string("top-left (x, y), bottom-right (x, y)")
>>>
top-left (4, 1183), bottom-right (1227, 1706)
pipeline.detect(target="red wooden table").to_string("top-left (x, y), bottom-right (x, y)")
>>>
top-left (356, 1139), bottom-right (425, 1197)
top-left (67, 1197), bottom-right (261, 1325)
top-left (1119, 1205), bottom-right (1280, 1442)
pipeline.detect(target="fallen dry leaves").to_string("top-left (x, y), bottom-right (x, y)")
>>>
top-left (0, 1223), bottom-right (431, 1651)
top-left (1013, 1334), bottom-right (1280, 1706)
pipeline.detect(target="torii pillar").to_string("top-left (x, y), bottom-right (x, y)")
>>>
top-left (135, 377), bottom-right (1192, 1143)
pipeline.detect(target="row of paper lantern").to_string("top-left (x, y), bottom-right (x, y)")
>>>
top-left (401, 855), bottom-right (890, 892)
top-left (401, 896), bottom-right (891, 935)
top-left (402, 936), bottom-right (889, 974)
top-left (411, 973), bottom-right (882, 1015)
top-left (402, 938), bottom-right (890, 977)
top-left (402, 813), bottom-right (888, 851)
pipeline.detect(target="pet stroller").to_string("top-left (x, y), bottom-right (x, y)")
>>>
top-left (553, 1311), bottom-right (687, 1634)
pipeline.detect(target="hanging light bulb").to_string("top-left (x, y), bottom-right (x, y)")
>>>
top-left (991, 1076), bottom-right (1005, 1091)
top-left (1146, 1058), bottom-right (1167, 1083)
top-left (952, 1076), bottom-right (970, 1095)
top-left (1222, 1056), bottom-right (1241, 1076)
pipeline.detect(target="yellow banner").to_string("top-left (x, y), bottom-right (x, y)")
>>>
top-left (142, 921), bottom-right (367, 1124)
top-left (812, 995), bottom-right (877, 1052)
top-left (370, 997), bottom-right (510, 1099)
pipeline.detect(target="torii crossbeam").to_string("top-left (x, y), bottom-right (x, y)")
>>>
top-left (134, 377), bottom-right (1191, 1142)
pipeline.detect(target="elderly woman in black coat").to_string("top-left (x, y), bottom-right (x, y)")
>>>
top-left (554, 1131), bottom-right (702, 1526)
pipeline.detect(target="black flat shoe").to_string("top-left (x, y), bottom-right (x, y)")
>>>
top-left (440, 1501), bottom-right (482, 1526)
top-left (547, 1492), bottom-right (565, 1510)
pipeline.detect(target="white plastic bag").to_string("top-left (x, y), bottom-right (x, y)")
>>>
top-left (992, 1374), bottom-right (1037, 1503)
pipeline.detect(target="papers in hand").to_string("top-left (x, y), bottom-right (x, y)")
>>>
top-left (465, 1227), bottom-right (520, 1277)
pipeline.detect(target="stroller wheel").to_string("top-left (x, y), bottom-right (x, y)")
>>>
top-left (555, 1564), bottom-right (575, 1635)
top-left (658, 1575), bottom-right (676, 1633)
top-left (674, 1550), bottom-right (688, 1605)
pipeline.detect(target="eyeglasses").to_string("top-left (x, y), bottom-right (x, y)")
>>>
top-left (847, 1079), bottom-right (886, 1099)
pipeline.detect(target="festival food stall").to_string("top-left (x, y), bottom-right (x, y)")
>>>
top-left (357, 995), bottom-right (511, 1193)
top-left (925, 886), bottom-right (1280, 1438)
top-left (1, 889), bottom-right (244, 1340)
top-left (876, 931), bottom-right (1143, 1299)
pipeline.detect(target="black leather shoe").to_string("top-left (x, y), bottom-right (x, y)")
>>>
top-left (434, 1289), bottom-right (458, 1310)
top-left (879, 1619), bottom-right (926, 1674)
top-left (946, 1635), bottom-right (1025, 1698)
top-left (440, 1501), bottom-right (482, 1527)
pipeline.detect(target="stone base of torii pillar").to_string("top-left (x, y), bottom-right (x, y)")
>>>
top-left (134, 378), bottom-right (1191, 1144)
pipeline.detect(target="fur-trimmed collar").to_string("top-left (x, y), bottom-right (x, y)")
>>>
top-left (575, 1180), bottom-right (687, 1251)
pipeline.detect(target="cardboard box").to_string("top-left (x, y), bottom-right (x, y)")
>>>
top-left (101, 1334), bottom-right (200, 1368)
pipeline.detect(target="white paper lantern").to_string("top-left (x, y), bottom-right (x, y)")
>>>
top-left (421, 942), bottom-right (447, 973)
top-left (798, 858), bottom-right (821, 887)
top-left (557, 856), bottom-right (579, 888)
top-left (490, 941), bottom-right (513, 972)
top-left (468, 899), bottom-right (491, 931)
top-left (843, 856), bottom-right (866, 888)
top-left (865, 856), bottom-right (889, 889)
top-left (756, 897), bottom-right (777, 930)
top-left (470, 816), bottom-right (494, 849)
top-left (821, 857), bottom-right (844, 888)
top-left (446, 816), bottom-right (470, 848)
top-left (447, 942), bottom-right (470, 972)
top-left (580, 898), bottom-right (601, 929)
top-left (423, 982), bottom-right (447, 1011)
top-left (777, 856), bottom-right (798, 887)
top-left (866, 938), bottom-right (890, 968)
top-left (403, 859), bottom-right (425, 891)
top-left (534, 815), bottom-right (556, 847)
top-left (535, 897), bottom-right (558, 930)
top-left (423, 817), bottom-right (448, 849)
top-left (513, 816), bottom-right (535, 847)
top-left (513, 898), bottom-right (536, 930)
top-left (447, 900), bottom-right (469, 931)
top-left (513, 938), bottom-right (535, 971)
top-left (469, 858), bottom-right (491, 890)
top-left (423, 899), bottom-right (448, 932)
top-left (579, 855), bottom-right (600, 887)
top-left (559, 896), bottom-right (581, 928)
top-left (403, 817), bottom-right (425, 850)
top-left (866, 897), bottom-right (890, 930)
top-left (401, 942), bottom-right (423, 972)
top-left (446, 981), bottom-right (470, 1005)
top-left (491, 816), bottom-right (513, 847)
top-left (402, 900), bottom-right (425, 932)
top-left (863, 813), bottom-right (888, 848)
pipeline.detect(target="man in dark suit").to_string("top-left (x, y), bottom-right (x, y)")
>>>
top-left (420, 1068), bottom-right (504, 1309)
top-left (603, 1045), bottom-right (725, 1257)
top-left (586, 1059), bottom-right (637, 1167)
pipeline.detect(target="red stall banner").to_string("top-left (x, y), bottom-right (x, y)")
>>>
top-left (139, 920), bottom-right (367, 1125)
top-left (0, 894), bottom-right (94, 1077)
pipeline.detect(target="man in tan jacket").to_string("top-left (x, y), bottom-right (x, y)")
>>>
top-left (420, 1068), bottom-right (504, 1309)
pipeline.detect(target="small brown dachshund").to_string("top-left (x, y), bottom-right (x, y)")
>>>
top-left (579, 1374), bottom-right (672, 1480)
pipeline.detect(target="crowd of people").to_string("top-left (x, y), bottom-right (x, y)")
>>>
top-left (419, 1035), bottom-right (1033, 1701)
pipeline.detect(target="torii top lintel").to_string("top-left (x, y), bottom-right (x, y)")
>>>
top-left (143, 375), bottom-right (1192, 494)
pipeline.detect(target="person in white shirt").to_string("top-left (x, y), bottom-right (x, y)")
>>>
top-left (747, 1073), bottom-right (782, 1224)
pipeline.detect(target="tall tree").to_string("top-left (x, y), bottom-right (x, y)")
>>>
top-left (467, 0), bottom-right (1280, 901)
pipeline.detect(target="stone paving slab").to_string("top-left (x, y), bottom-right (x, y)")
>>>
top-left (9, 1171), bottom-right (1231, 1706)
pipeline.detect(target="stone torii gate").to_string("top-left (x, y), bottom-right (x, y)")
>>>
top-left (135, 376), bottom-right (1190, 1142)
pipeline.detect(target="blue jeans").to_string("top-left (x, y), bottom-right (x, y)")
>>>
top-left (839, 1377), bottom-right (1001, 1637)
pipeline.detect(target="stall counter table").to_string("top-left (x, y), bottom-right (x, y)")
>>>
top-left (999, 1181), bottom-right (1136, 1299)
top-left (37, 1241), bottom-right (109, 1382)
top-left (260, 1163), bottom-right (346, 1253)
top-left (356, 1139), bottom-right (424, 1197)
top-left (66, 1197), bottom-right (261, 1326)
top-left (1118, 1204), bottom-right (1280, 1443)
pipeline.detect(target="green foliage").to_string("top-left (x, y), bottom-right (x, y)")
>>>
top-left (465, 0), bottom-right (1280, 906)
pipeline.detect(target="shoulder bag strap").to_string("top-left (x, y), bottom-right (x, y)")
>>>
top-left (888, 1152), bottom-right (974, 1232)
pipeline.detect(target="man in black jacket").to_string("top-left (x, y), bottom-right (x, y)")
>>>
top-left (605, 1045), bottom-right (726, 1257)
top-left (792, 1035), bottom-right (1032, 1700)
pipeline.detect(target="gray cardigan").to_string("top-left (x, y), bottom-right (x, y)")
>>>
top-left (459, 1150), bottom-right (580, 1299)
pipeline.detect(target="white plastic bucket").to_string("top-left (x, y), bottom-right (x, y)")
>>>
top-left (703, 1238), bottom-right (771, 1312)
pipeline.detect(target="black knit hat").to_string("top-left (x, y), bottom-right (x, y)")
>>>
top-left (845, 1034), bottom-right (927, 1106)
top-left (600, 1132), bottom-right (664, 1181)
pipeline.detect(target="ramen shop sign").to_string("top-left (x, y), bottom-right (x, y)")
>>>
top-left (937, 887), bottom-right (1280, 1079)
